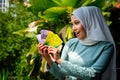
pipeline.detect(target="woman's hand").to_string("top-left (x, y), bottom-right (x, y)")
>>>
top-left (48, 46), bottom-right (62, 64)
top-left (37, 43), bottom-right (52, 66)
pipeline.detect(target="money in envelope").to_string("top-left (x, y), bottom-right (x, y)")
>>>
top-left (36, 30), bottom-right (63, 48)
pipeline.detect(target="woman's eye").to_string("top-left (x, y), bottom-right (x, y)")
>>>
top-left (75, 21), bottom-right (80, 25)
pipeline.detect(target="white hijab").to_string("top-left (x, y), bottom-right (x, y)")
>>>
top-left (72, 6), bottom-right (116, 80)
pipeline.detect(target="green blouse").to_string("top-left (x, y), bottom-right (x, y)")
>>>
top-left (47, 38), bottom-right (114, 80)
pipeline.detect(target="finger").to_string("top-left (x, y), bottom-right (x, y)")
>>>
top-left (38, 44), bottom-right (43, 55)
top-left (38, 44), bottom-right (47, 54)
top-left (43, 47), bottom-right (48, 54)
top-left (38, 43), bottom-right (43, 51)
top-left (38, 43), bottom-right (44, 48)
top-left (48, 46), bottom-right (53, 50)
top-left (47, 48), bottom-right (53, 54)
top-left (48, 46), bottom-right (54, 52)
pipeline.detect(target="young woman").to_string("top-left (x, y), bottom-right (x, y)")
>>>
top-left (38, 6), bottom-right (116, 80)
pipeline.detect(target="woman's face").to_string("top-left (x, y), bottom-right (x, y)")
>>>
top-left (71, 15), bottom-right (87, 40)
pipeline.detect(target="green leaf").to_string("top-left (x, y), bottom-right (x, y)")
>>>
top-left (40, 58), bottom-right (47, 72)
top-left (61, 0), bottom-right (80, 7)
top-left (28, 0), bottom-right (58, 16)
top-left (43, 7), bottom-right (67, 15)
top-left (38, 7), bottom-right (67, 21)
top-left (12, 30), bottom-right (25, 36)
top-left (13, 29), bottom-right (37, 38)
top-left (38, 12), bottom-right (59, 21)
top-left (81, 0), bottom-right (96, 6)
top-left (52, 0), bottom-right (62, 6)
top-left (26, 43), bottom-right (38, 56)
top-left (90, 0), bottom-right (106, 8)
top-left (25, 32), bottom-right (36, 38)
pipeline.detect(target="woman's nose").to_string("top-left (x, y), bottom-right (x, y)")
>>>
top-left (72, 25), bottom-right (77, 31)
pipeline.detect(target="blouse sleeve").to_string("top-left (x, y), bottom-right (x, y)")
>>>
top-left (47, 62), bottom-right (67, 80)
top-left (59, 42), bottom-right (114, 80)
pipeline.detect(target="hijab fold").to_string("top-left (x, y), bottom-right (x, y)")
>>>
top-left (72, 6), bottom-right (116, 80)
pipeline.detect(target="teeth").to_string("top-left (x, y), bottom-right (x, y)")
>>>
top-left (74, 31), bottom-right (80, 35)
top-left (77, 32), bottom-right (80, 34)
